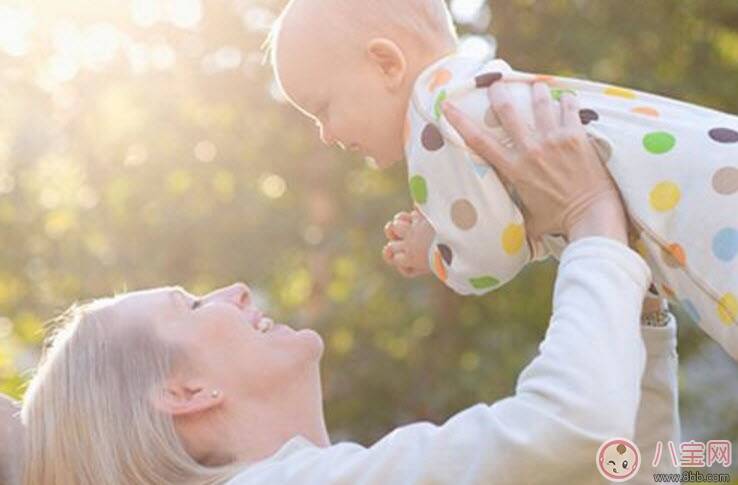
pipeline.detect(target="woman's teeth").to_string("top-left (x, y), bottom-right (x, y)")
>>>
top-left (256, 317), bottom-right (274, 333)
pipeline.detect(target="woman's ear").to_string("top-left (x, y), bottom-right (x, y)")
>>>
top-left (366, 38), bottom-right (407, 90)
top-left (151, 379), bottom-right (224, 417)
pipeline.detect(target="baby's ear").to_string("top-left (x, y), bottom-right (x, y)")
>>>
top-left (366, 38), bottom-right (407, 90)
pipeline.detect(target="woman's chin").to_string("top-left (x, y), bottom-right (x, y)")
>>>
top-left (295, 328), bottom-right (324, 360)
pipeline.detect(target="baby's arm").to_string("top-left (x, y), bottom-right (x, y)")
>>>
top-left (382, 210), bottom-right (435, 278)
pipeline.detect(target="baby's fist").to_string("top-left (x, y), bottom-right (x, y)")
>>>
top-left (382, 210), bottom-right (435, 278)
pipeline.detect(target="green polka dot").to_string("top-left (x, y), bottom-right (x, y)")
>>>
top-left (643, 132), bottom-right (676, 154)
top-left (409, 175), bottom-right (428, 204)
top-left (434, 90), bottom-right (447, 120)
top-left (469, 276), bottom-right (500, 290)
top-left (551, 89), bottom-right (576, 101)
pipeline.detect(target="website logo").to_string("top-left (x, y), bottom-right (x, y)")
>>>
top-left (597, 438), bottom-right (641, 482)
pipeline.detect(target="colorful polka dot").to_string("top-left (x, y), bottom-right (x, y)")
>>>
top-left (409, 175), bottom-right (428, 204)
top-left (533, 74), bottom-right (555, 83)
top-left (717, 293), bottom-right (738, 326)
top-left (632, 106), bottom-right (660, 117)
top-left (438, 243), bottom-right (453, 265)
top-left (649, 182), bottom-right (681, 212)
top-left (451, 199), bottom-right (478, 230)
top-left (470, 276), bottom-right (500, 290)
top-left (681, 299), bottom-right (701, 323)
top-left (428, 68), bottom-right (452, 92)
top-left (475, 72), bottom-right (503, 88)
top-left (661, 284), bottom-right (677, 301)
top-left (484, 106), bottom-right (500, 128)
top-left (604, 86), bottom-right (636, 99)
top-left (712, 166), bottom-right (738, 195)
top-left (708, 127), bottom-right (738, 144)
top-left (551, 88), bottom-right (576, 101)
top-left (579, 109), bottom-right (599, 125)
top-left (712, 227), bottom-right (738, 262)
top-left (433, 249), bottom-right (448, 282)
top-left (661, 243), bottom-right (686, 268)
top-left (434, 90), bottom-right (447, 120)
top-left (643, 132), bottom-right (676, 154)
top-left (421, 123), bottom-right (444, 151)
top-left (502, 224), bottom-right (525, 255)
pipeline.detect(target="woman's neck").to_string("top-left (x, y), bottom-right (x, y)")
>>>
top-left (227, 372), bottom-right (330, 463)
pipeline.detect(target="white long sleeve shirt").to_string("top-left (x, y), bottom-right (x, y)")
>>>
top-left (227, 238), bottom-right (679, 485)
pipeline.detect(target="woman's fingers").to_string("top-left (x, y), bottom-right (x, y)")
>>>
top-left (532, 82), bottom-right (557, 132)
top-left (561, 93), bottom-right (583, 129)
top-left (488, 82), bottom-right (531, 150)
top-left (443, 102), bottom-right (513, 179)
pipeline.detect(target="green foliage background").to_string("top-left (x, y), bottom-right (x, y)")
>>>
top-left (0, 0), bottom-right (736, 469)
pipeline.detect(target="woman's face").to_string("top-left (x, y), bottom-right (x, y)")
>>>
top-left (115, 282), bottom-right (324, 401)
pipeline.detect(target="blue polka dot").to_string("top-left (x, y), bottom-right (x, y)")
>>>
top-left (712, 227), bottom-right (738, 262)
top-left (681, 299), bottom-right (701, 324)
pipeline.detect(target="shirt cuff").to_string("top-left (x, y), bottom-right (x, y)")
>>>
top-left (641, 313), bottom-right (678, 358)
top-left (559, 236), bottom-right (652, 290)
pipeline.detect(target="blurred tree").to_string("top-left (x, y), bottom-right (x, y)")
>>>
top-left (0, 0), bottom-right (735, 468)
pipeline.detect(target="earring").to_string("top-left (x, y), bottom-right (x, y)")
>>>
top-left (210, 389), bottom-right (221, 399)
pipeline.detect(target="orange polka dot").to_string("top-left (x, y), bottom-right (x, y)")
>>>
top-left (428, 68), bottom-right (452, 92)
top-left (667, 243), bottom-right (686, 266)
top-left (632, 106), bottom-right (660, 117)
top-left (661, 284), bottom-right (677, 301)
top-left (604, 86), bottom-right (637, 99)
top-left (433, 249), bottom-right (448, 282)
top-left (533, 74), bottom-right (555, 83)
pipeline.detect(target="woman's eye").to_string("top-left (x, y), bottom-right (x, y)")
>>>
top-left (191, 299), bottom-right (202, 310)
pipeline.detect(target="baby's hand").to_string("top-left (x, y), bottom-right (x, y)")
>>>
top-left (382, 210), bottom-right (435, 278)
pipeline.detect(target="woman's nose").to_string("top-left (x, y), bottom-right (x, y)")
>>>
top-left (214, 282), bottom-right (251, 309)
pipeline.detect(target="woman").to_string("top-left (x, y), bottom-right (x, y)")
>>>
top-left (20, 88), bottom-right (679, 484)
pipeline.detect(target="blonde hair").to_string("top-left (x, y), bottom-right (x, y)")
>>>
top-left (0, 396), bottom-right (23, 485)
top-left (266, 0), bottom-right (458, 69)
top-left (21, 299), bottom-right (246, 485)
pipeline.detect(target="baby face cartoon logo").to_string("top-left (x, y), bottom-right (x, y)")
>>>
top-left (596, 438), bottom-right (641, 482)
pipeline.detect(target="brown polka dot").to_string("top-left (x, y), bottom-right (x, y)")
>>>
top-left (475, 72), bottom-right (503, 88)
top-left (579, 109), bottom-right (599, 125)
top-left (713, 166), bottom-right (738, 195)
top-left (450, 199), bottom-right (478, 230)
top-left (484, 106), bottom-right (500, 128)
top-left (421, 123), bottom-right (444, 151)
top-left (438, 244), bottom-right (453, 265)
top-left (709, 128), bottom-right (738, 144)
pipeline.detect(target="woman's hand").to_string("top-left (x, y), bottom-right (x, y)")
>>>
top-left (442, 82), bottom-right (628, 245)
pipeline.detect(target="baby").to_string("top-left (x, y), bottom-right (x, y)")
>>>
top-left (268, 0), bottom-right (738, 359)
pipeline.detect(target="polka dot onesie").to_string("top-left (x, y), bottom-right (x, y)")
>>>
top-left (405, 55), bottom-right (738, 360)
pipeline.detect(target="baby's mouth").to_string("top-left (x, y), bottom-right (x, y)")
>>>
top-left (255, 316), bottom-right (275, 333)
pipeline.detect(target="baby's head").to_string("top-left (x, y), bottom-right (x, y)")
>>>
top-left (269, 0), bottom-right (458, 168)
